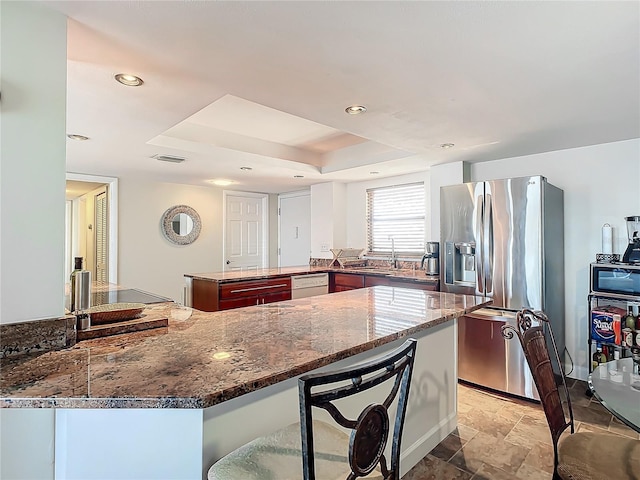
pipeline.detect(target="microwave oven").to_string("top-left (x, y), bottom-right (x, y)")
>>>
top-left (590, 262), bottom-right (640, 299)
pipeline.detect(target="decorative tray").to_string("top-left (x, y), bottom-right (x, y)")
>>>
top-left (86, 302), bottom-right (146, 325)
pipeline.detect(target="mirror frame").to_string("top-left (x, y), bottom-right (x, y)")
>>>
top-left (161, 205), bottom-right (202, 245)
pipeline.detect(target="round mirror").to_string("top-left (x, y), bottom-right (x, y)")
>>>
top-left (161, 205), bottom-right (201, 245)
top-left (171, 213), bottom-right (194, 235)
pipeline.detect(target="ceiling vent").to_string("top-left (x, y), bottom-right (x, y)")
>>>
top-left (152, 154), bottom-right (186, 164)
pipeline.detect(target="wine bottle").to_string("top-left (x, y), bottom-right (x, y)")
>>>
top-left (69, 257), bottom-right (83, 313)
top-left (625, 307), bottom-right (636, 330)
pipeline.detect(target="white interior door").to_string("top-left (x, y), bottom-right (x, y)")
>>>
top-left (224, 192), bottom-right (268, 271)
top-left (279, 192), bottom-right (311, 267)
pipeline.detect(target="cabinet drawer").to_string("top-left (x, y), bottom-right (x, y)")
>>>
top-left (333, 273), bottom-right (365, 289)
top-left (218, 290), bottom-right (292, 310)
top-left (390, 279), bottom-right (439, 291)
top-left (220, 278), bottom-right (291, 300)
top-left (364, 276), bottom-right (392, 287)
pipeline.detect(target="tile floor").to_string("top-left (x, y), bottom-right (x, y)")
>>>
top-left (403, 380), bottom-right (639, 479)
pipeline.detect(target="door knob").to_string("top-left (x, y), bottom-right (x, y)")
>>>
top-left (226, 260), bottom-right (231, 265)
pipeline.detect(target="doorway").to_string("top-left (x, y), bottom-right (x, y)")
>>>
top-left (223, 191), bottom-right (268, 271)
top-left (278, 191), bottom-right (311, 267)
top-left (65, 173), bottom-right (118, 283)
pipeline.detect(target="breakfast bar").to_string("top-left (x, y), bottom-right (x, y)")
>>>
top-left (1, 286), bottom-right (490, 480)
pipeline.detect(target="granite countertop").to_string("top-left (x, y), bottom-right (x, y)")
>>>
top-left (186, 266), bottom-right (440, 284)
top-left (0, 287), bottom-right (489, 409)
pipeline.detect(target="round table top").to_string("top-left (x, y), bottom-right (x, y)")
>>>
top-left (589, 357), bottom-right (640, 433)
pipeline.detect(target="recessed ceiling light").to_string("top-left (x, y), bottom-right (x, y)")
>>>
top-left (114, 73), bottom-right (144, 87)
top-left (440, 143), bottom-right (455, 149)
top-left (67, 134), bottom-right (89, 141)
top-left (209, 179), bottom-right (233, 186)
top-left (370, 171), bottom-right (379, 175)
top-left (345, 105), bottom-right (367, 115)
top-left (293, 175), bottom-right (304, 178)
top-left (240, 167), bottom-right (252, 171)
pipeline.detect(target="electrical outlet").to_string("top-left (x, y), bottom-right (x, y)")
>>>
top-left (320, 243), bottom-right (329, 252)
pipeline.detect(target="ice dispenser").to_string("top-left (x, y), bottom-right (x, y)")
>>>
top-left (444, 241), bottom-right (476, 286)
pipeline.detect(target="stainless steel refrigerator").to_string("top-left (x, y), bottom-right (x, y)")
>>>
top-left (440, 175), bottom-right (564, 400)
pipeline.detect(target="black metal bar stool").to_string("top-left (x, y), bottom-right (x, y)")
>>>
top-left (208, 338), bottom-right (417, 480)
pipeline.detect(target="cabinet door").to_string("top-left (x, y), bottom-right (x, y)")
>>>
top-left (259, 291), bottom-right (292, 304)
top-left (365, 275), bottom-right (392, 287)
top-left (219, 296), bottom-right (261, 311)
top-left (192, 279), bottom-right (220, 312)
top-left (220, 278), bottom-right (291, 299)
top-left (389, 279), bottom-right (439, 291)
top-left (458, 314), bottom-right (507, 392)
top-left (332, 273), bottom-right (365, 290)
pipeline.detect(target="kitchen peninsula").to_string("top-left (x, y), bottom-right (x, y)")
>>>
top-left (185, 265), bottom-right (440, 311)
top-left (1, 286), bottom-right (489, 480)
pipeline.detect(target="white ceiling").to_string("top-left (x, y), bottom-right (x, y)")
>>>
top-left (47, 1), bottom-right (639, 194)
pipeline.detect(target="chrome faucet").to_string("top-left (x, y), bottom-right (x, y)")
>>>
top-left (389, 236), bottom-right (397, 269)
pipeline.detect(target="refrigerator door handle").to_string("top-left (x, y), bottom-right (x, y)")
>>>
top-left (475, 187), bottom-right (485, 295)
top-left (485, 191), bottom-right (494, 296)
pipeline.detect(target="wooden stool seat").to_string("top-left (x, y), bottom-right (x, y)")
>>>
top-left (208, 420), bottom-right (383, 480)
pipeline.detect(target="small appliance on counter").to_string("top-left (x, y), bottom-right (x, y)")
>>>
top-left (421, 242), bottom-right (439, 275)
top-left (622, 216), bottom-right (640, 264)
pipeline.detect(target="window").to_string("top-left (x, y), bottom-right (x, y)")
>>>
top-left (366, 183), bottom-right (425, 256)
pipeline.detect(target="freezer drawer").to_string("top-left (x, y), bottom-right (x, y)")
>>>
top-left (458, 309), bottom-right (540, 401)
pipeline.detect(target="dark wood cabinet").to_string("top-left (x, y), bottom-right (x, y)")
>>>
top-left (192, 277), bottom-right (291, 312)
top-left (331, 273), bottom-right (365, 292)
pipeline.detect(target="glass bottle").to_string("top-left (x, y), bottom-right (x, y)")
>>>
top-left (592, 345), bottom-right (607, 370)
top-left (625, 307), bottom-right (636, 330)
top-left (69, 257), bottom-right (83, 313)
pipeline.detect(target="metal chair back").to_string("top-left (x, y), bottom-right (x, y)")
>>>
top-left (298, 338), bottom-right (417, 480)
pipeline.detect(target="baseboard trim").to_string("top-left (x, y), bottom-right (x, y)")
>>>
top-left (399, 411), bottom-right (457, 476)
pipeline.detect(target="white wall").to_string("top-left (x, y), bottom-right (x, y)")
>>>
top-left (470, 138), bottom-right (640, 380)
top-left (310, 182), bottom-right (347, 258)
top-left (118, 179), bottom-right (224, 303)
top-left (0, 2), bottom-right (67, 324)
top-left (346, 172), bottom-right (431, 251)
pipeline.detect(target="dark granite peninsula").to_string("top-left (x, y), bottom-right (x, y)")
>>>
top-left (1, 286), bottom-right (489, 480)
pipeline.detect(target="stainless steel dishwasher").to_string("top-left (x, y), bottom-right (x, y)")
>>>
top-left (291, 273), bottom-right (329, 299)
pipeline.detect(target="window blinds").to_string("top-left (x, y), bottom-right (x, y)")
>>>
top-left (366, 183), bottom-right (425, 255)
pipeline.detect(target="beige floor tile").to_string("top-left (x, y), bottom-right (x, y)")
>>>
top-left (575, 421), bottom-right (610, 435)
top-left (455, 424), bottom-right (479, 442)
top-left (515, 461), bottom-right (554, 480)
top-left (504, 414), bottom-right (553, 448)
top-left (572, 402), bottom-right (612, 428)
top-left (404, 382), bottom-right (637, 480)
top-left (430, 432), bottom-right (465, 462)
top-left (608, 415), bottom-right (640, 439)
top-left (469, 463), bottom-right (515, 479)
top-left (449, 431), bottom-right (531, 475)
top-left (457, 408), bottom-right (517, 439)
top-left (401, 454), bottom-right (472, 480)
top-left (521, 441), bottom-right (553, 474)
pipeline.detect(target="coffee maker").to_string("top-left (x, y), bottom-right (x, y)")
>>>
top-left (623, 216), bottom-right (640, 264)
top-left (421, 242), bottom-right (439, 275)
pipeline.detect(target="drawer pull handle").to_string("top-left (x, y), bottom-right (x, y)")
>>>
top-left (230, 283), bottom-right (289, 294)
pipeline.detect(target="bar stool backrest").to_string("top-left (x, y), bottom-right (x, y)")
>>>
top-left (298, 338), bottom-right (417, 480)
